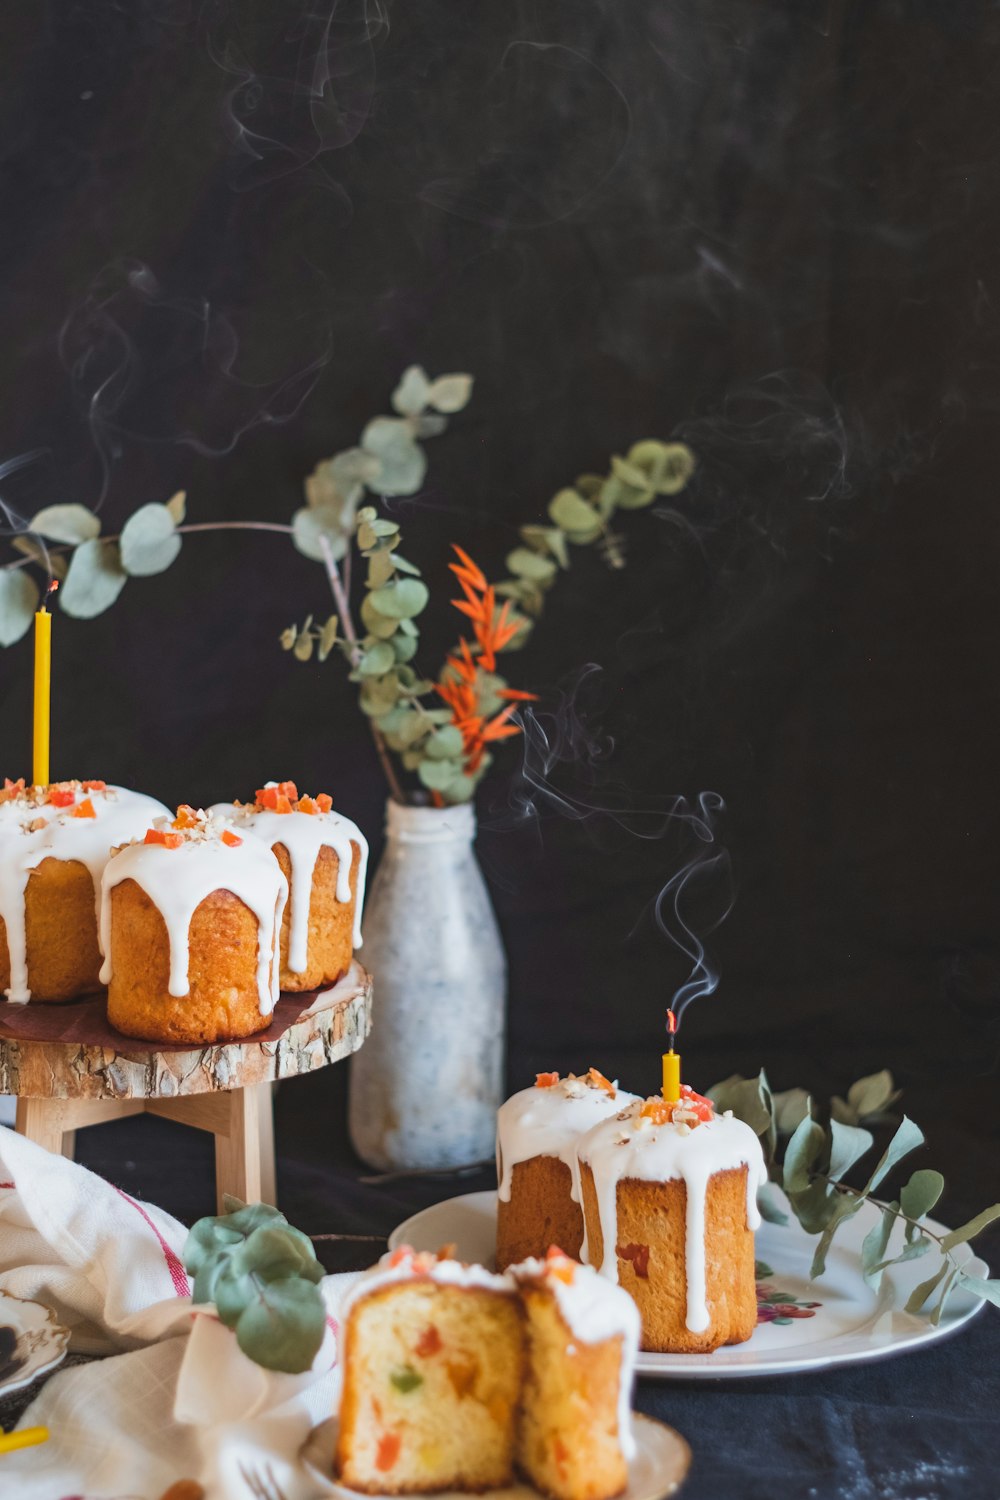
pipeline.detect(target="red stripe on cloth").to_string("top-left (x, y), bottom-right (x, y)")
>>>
top-left (0, 1181), bottom-right (14, 1189)
top-left (115, 1188), bottom-right (191, 1297)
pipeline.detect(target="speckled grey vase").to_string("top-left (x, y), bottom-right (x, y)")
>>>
top-left (348, 800), bottom-right (506, 1171)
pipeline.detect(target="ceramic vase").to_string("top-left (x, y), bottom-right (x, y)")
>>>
top-left (348, 800), bottom-right (506, 1170)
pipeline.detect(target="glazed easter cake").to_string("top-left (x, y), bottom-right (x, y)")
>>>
top-left (212, 781), bottom-right (368, 992)
top-left (0, 778), bottom-right (169, 1003)
top-left (577, 1089), bottom-right (768, 1353)
top-left (100, 805), bottom-right (289, 1044)
top-left (336, 1244), bottom-right (638, 1500)
top-left (496, 1069), bottom-right (639, 1269)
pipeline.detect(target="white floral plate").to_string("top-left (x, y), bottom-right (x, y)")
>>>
top-left (389, 1190), bottom-right (988, 1380)
top-left (0, 1290), bottom-right (70, 1396)
top-left (304, 1413), bottom-right (690, 1499)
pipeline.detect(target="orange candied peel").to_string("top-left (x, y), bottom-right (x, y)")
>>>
top-left (47, 785), bottom-right (76, 808)
top-left (640, 1097), bottom-right (675, 1126)
top-left (641, 1087), bottom-right (715, 1127)
top-left (172, 804), bottom-right (200, 830)
top-left (145, 828), bottom-right (184, 849)
top-left (535, 1071), bottom-right (560, 1088)
top-left (297, 795), bottom-right (318, 816)
top-left (544, 1246), bottom-right (576, 1284)
top-left (71, 798), bottom-right (96, 819)
top-left (0, 778), bottom-right (26, 805)
top-left (221, 828), bottom-right (243, 848)
top-left (81, 779), bottom-right (106, 792)
top-left (254, 781), bottom-right (298, 812)
top-left (315, 793), bottom-right (332, 813)
top-left (583, 1066), bottom-right (616, 1098)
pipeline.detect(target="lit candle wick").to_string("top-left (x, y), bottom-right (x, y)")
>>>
top-left (661, 1008), bottom-right (681, 1103)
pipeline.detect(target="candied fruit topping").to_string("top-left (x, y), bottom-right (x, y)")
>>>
top-left (297, 795), bottom-right (318, 815)
top-left (254, 781), bottom-right (299, 811)
top-left (315, 793), bottom-right (333, 813)
top-left (81, 780), bottom-right (106, 792)
top-left (640, 1097), bottom-right (674, 1126)
top-left (173, 804), bottom-right (200, 830)
top-left (543, 1247), bottom-right (576, 1285)
top-left (48, 787), bottom-right (76, 808)
top-left (584, 1066), bottom-right (616, 1097)
top-left (145, 828), bottom-right (184, 849)
top-left (71, 798), bottom-right (96, 819)
top-left (535, 1071), bottom-right (559, 1088)
top-left (0, 778), bottom-right (27, 805)
top-left (677, 1084), bottom-right (715, 1122)
top-left (221, 829), bottom-right (243, 848)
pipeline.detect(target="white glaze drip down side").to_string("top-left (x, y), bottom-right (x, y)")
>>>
top-left (509, 1257), bottom-right (640, 1460)
top-left (577, 1104), bottom-right (768, 1334)
top-left (211, 803), bottom-right (369, 968)
top-left (0, 788), bottom-right (169, 1003)
top-left (99, 835), bottom-right (289, 1015)
top-left (495, 1080), bottom-right (639, 1207)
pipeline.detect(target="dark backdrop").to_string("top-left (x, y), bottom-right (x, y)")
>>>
top-left (0, 5), bottom-right (997, 1205)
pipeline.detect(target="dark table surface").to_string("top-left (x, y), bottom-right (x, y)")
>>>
top-left (51, 1045), bottom-right (997, 1500)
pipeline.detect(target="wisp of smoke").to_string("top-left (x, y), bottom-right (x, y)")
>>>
top-left (652, 791), bottom-right (734, 1032)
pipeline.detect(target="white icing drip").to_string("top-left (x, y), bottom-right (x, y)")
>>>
top-left (211, 802), bottom-right (369, 965)
top-left (0, 787), bottom-right (169, 1003)
top-left (99, 831), bottom-right (289, 1015)
top-left (509, 1257), bottom-right (640, 1460)
top-left (577, 1102), bottom-right (767, 1334)
top-left (496, 1079), bottom-right (639, 1208)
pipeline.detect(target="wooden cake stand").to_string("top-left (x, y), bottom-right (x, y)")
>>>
top-left (0, 961), bottom-right (372, 1211)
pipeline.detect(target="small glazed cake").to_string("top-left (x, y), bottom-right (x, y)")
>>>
top-left (336, 1246), bottom-right (524, 1494)
top-left (100, 806), bottom-right (288, 1044)
top-left (0, 779), bottom-right (170, 1003)
top-left (496, 1070), bottom-right (639, 1270)
top-left (511, 1248), bottom-right (639, 1500)
top-left (578, 1089), bottom-right (768, 1353)
top-left (212, 782), bottom-right (368, 992)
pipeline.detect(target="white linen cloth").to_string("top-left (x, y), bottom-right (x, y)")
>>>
top-left (0, 1125), bottom-right (362, 1499)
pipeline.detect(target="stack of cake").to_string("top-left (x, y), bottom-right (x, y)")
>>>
top-left (0, 777), bottom-right (367, 1045)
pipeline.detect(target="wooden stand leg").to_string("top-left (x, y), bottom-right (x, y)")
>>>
top-left (15, 1098), bottom-right (72, 1157)
top-left (256, 1082), bottom-right (277, 1207)
top-left (214, 1086), bottom-right (262, 1214)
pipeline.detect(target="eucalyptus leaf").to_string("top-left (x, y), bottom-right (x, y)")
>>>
top-left (865, 1116), bottom-right (924, 1195)
top-left (782, 1113), bottom-right (825, 1196)
top-left (391, 632), bottom-right (418, 663)
top-left (626, 439), bottom-right (696, 495)
top-left (548, 489), bottom-right (600, 535)
top-left (391, 365), bottom-right (431, 416)
top-left (772, 1087), bottom-right (811, 1135)
top-left (389, 553), bottom-right (422, 576)
top-left (426, 373), bottom-right (473, 413)
top-left (757, 1183), bottom-right (790, 1225)
top-left (930, 1266), bottom-right (960, 1326)
top-left (418, 757), bottom-right (464, 792)
top-left (424, 725), bottom-right (465, 761)
top-left (318, 615), bottom-right (340, 661)
top-left (361, 417), bottom-right (427, 496)
top-left (292, 503), bottom-right (349, 563)
top-left (120, 503), bottom-right (182, 577)
top-left (940, 1203), bottom-right (1000, 1253)
top-left (29, 503), bottom-right (100, 545)
top-left (357, 642), bottom-right (395, 677)
top-left (899, 1168), bottom-right (945, 1224)
top-left (506, 547), bottom-right (558, 584)
top-left (368, 548), bottom-right (397, 589)
top-left (233, 1274), bottom-right (326, 1374)
top-left (956, 1272), bottom-right (1000, 1308)
top-left (166, 490), bottom-right (187, 525)
top-left (60, 539), bottom-right (127, 618)
top-left (827, 1121), bottom-right (874, 1183)
top-left (810, 1194), bottom-right (865, 1279)
top-left (904, 1261), bottom-right (949, 1315)
top-left (861, 1203), bottom-right (898, 1284)
top-left (871, 1238), bottom-right (932, 1274)
top-left (294, 632), bottom-right (314, 662)
top-left (0, 569), bottom-right (40, 645)
top-left (441, 772), bottom-right (476, 803)
top-left (369, 578), bottom-right (429, 619)
top-left (360, 594), bottom-right (399, 639)
top-left (415, 413), bottom-right (448, 439)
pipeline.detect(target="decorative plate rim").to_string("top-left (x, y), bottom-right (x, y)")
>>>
top-left (0, 1288), bottom-right (71, 1397)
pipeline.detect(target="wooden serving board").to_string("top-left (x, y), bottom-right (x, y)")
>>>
top-left (0, 960), bottom-right (373, 1101)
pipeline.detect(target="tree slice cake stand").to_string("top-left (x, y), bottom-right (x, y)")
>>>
top-left (0, 960), bottom-right (372, 1212)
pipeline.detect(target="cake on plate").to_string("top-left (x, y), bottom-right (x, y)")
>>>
top-left (99, 805), bottom-right (289, 1044)
top-left (0, 779), bottom-right (169, 1004)
top-left (336, 1245), bottom-right (638, 1500)
top-left (577, 1089), bottom-right (768, 1353)
top-left (212, 782), bottom-right (368, 992)
top-left (496, 1070), bottom-right (639, 1270)
top-left (336, 1246), bottom-right (524, 1494)
top-left (510, 1247), bottom-right (639, 1500)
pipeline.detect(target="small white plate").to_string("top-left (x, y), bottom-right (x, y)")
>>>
top-left (0, 1290), bottom-right (70, 1396)
top-left (389, 1190), bottom-right (988, 1380)
top-left (304, 1413), bottom-right (690, 1500)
